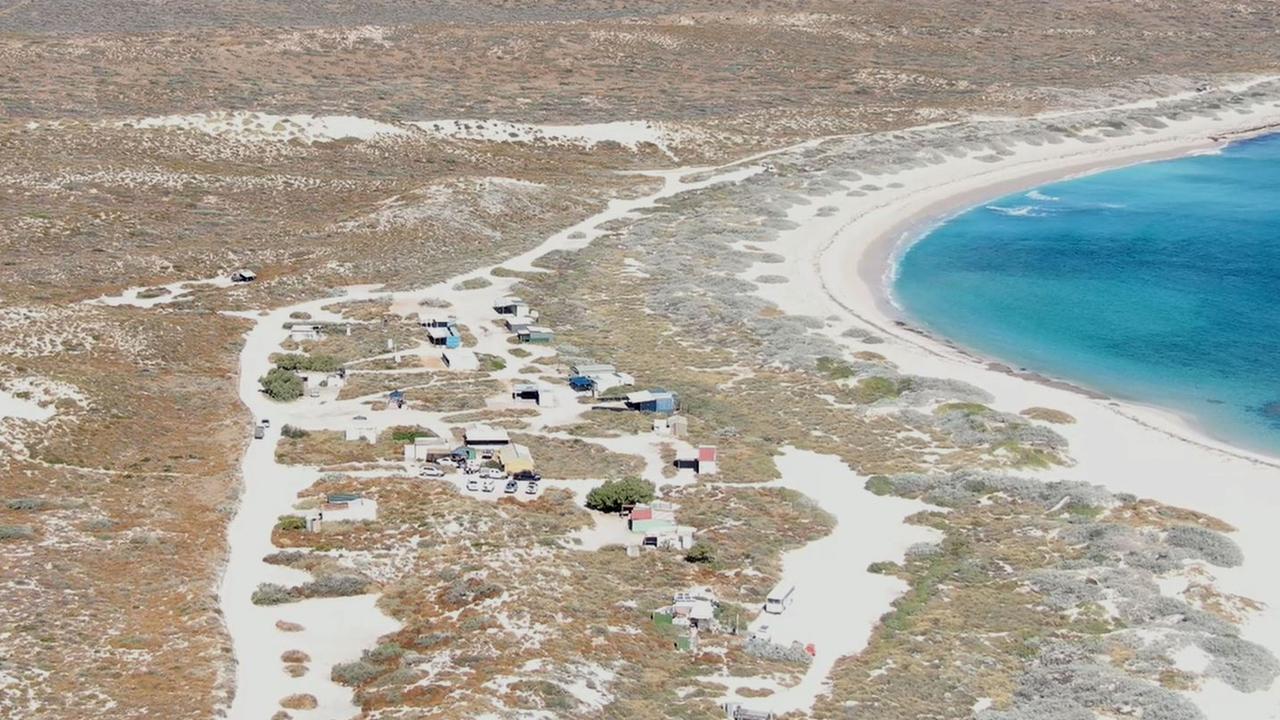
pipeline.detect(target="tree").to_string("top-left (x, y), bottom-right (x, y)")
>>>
top-left (260, 367), bottom-right (303, 401)
top-left (585, 477), bottom-right (655, 513)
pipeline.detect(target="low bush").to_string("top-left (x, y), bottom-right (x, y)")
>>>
top-left (0, 525), bottom-right (34, 541)
top-left (299, 574), bottom-right (369, 598)
top-left (684, 542), bottom-right (716, 564)
top-left (252, 583), bottom-right (294, 605)
top-left (280, 424), bottom-right (308, 439)
top-left (331, 660), bottom-right (382, 686)
top-left (453, 277), bottom-right (491, 291)
top-left (275, 515), bottom-right (307, 531)
top-left (274, 353), bottom-right (342, 373)
top-left (5, 498), bottom-right (49, 511)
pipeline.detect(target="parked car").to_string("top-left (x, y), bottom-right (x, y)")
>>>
top-left (253, 425), bottom-right (265, 440)
top-left (259, 419), bottom-right (270, 427)
top-left (437, 458), bottom-right (457, 468)
top-left (504, 479), bottom-right (518, 494)
top-left (419, 466), bottom-right (445, 478)
top-left (525, 482), bottom-right (537, 495)
top-left (480, 467), bottom-right (506, 480)
top-left (465, 478), bottom-right (480, 492)
top-left (513, 470), bottom-right (541, 483)
top-left (464, 463), bottom-right (480, 474)
top-left (481, 478), bottom-right (495, 493)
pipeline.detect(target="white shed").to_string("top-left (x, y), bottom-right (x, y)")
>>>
top-left (344, 415), bottom-right (377, 444)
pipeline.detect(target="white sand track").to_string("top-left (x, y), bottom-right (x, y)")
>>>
top-left (713, 448), bottom-right (939, 714)
top-left (216, 145), bottom-right (800, 719)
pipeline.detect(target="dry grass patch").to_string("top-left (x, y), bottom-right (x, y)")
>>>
top-left (275, 429), bottom-right (411, 466)
top-left (1020, 406), bottom-right (1077, 424)
top-left (510, 433), bottom-right (644, 479)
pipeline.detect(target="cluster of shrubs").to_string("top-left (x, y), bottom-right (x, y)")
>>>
top-left (251, 574), bottom-right (370, 605)
top-left (872, 466), bottom-right (1280, 709)
top-left (744, 638), bottom-right (813, 665)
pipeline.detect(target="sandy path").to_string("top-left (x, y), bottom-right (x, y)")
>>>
top-left (216, 145), bottom-right (806, 719)
top-left (715, 448), bottom-right (938, 714)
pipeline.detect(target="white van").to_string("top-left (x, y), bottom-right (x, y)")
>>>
top-left (764, 582), bottom-right (795, 614)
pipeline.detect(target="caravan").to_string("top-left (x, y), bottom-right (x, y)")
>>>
top-left (764, 582), bottom-right (795, 614)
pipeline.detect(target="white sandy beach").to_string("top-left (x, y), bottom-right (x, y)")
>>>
top-left (739, 80), bottom-right (1280, 717)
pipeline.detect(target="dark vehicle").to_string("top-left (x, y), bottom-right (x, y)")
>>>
top-left (513, 470), bottom-right (542, 483)
top-left (504, 479), bottom-right (519, 494)
top-left (253, 425), bottom-right (265, 440)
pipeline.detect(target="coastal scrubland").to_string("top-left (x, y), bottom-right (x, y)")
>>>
top-left (4, 2), bottom-right (1280, 719)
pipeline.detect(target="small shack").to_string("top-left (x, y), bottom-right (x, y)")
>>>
top-left (505, 316), bottom-right (533, 334)
top-left (492, 296), bottom-right (530, 316)
top-left (653, 415), bottom-right (688, 438)
top-left (517, 325), bottom-right (555, 344)
top-left (307, 492), bottom-right (378, 531)
top-left (464, 424), bottom-right (511, 450)
top-left (442, 349), bottom-right (480, 371)
top-left (289, 324), bottom-right (322, 342)
top-left (230, 269), bottom-right (257, 283)
top-left (344, 415), bottom-right (377, 444)
top-left (512, 382), bottom-right (542, 403)
top-left (696, 446), bottom-right (718, 475)
top-left (403, 436), bottom-right (453, 462)
top-left (497, 444), bottom-right (535, 474)
top-left (569, 362), bottom-right (615, 376)
top-left (723, 705), bottom-right (776, 720)
top-left (625, 389), bottom-right (678, 413)
top-left (570, 370), bottom-right (634, 396)
top-left (628, 501), bottom-right (678, 533)
top-left (418, 314), bottom-right (457, 330)
top-left (426, 326), bottom-right (462, 349)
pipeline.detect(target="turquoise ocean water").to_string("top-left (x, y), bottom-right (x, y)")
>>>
top-left (894, 133), bottom-right (1280, 457)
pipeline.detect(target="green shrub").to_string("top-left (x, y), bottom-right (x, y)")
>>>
top-left (280, 424), bottom-right (308, 439)
top-left (453, 277), bottom-right (491, 291)
top-left (259, 367), bottom-right (303, 401)
top-left (363, 643), bottom-right (404, 663)
top-left (251, 583), bottom-right (294, 605)
top-left (274, 353), bottom-right (342, 373)
top-left (684, 542), bottom-right (716, 564)
top-left (476, 353), bottom-right (506, 372)
top-left (815, 356), bottom-right (856, 380)
top-left (865, 476), bottom-right (894, 496)
top-left (331, 660), bottom-right (382, 686)
top-left (585, 477), bottom-right (655, 513)
top-left (853, 376), bottom-right (902, 403)
top-left (0, 525), bottom-right (34, 541)
top-left (276, 515), bottom-right (307, 531)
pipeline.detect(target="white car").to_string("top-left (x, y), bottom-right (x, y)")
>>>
top-left (259, 419), bottom-right (270, 427)
top-left (481, 478), bottom-right (496, 493)
top-left (465, 478), bottom-right (480, 492)
top-left (419, 466), bottom-right (445, 478)
top-left (480, 468), bottom-right (506, 480)
top-left (437, 458), bottom-right (458, 468)
top-left (524, 481), bottom-right (537, 495)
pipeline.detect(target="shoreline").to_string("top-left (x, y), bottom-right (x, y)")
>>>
top-left (743, 85), bottom-right (1280, 714)
top-left (833, 125), bottom-right (1280, 470)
